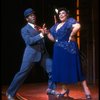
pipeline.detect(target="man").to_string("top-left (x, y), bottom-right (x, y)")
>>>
top-left (6, 8), bottom-right (57, 100)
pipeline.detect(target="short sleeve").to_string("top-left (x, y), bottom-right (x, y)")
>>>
top-left (67, 18), bottom-right (78, 29)
top-left (49, 23), bottom-right (58, 36)
top-left (68, 18), bottom-right (77, 24)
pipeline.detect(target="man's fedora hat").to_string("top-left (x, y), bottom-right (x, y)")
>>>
top-left (24, 8), bottom-right (35, 18)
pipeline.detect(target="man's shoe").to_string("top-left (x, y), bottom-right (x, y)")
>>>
top-left (6, 92), bottom-right (15, 100)
top-left (46, 88), bottom-right (60, 97)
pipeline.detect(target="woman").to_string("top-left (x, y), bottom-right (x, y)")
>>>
top-left (46, 8), bottom-right (92, 99)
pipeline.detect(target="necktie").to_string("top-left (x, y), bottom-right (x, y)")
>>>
top-left (34, 25), bottom-right (38, 31)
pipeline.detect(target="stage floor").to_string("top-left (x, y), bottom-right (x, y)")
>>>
top-left (2, 82), bottom-right (99, 100)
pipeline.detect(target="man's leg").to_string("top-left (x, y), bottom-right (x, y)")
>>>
top-left (6, 60), bottom-right (33, 98)
top-left (43, 58), bottom-right (56, 90)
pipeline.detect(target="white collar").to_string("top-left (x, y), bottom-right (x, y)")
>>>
top-left (28, 23), bottom-right (35, 29)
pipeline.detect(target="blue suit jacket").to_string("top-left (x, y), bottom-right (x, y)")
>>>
top-left (21, 24), bottom-right (46, 62)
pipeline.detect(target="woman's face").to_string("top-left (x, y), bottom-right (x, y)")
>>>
top-left (59, 10), bottom-right (68, 22)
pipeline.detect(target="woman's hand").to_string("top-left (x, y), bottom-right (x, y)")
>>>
top-left (68, 35), bottom-right (76, 42)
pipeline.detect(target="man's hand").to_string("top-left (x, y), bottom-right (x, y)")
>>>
top-left (39, 23), bottom-right (49, 35)
top-left (39, 28), bottom-right (45, 34)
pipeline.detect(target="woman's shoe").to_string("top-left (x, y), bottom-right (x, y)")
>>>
top-left (66, 89), bottom-right (70, 96)
top-left (86, 95), bottom-right (92, 99)
top-left (58, 89), bottom-right (70, 97)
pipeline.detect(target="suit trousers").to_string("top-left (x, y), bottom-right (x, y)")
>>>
top-left (7, 53), bottom-right (56, 97)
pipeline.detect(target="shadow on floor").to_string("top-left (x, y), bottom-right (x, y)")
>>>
top-left (48, 95), bottom-right (87, 100)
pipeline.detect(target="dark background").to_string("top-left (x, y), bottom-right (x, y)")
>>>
top-left (1, 0), bottom-right (99, 85)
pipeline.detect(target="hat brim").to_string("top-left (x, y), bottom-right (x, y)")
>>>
top-left (24, 11), bottom-right (35, 18)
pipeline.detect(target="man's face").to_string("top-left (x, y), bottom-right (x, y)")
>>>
top-left (26, 13), bottom-right (36, 24)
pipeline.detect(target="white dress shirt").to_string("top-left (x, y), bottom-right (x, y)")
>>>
top-left (28, 23), bottom-right (44, 38)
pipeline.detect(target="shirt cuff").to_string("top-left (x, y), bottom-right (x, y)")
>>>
top-left (55, 39), bottom-right (58, 42)
top-left (40, 33), bottom-right (44, 38)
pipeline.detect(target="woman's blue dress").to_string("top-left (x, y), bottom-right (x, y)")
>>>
top-left (50, 18), bottom-right (85, 84)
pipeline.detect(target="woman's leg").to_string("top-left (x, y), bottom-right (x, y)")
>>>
top-left (81, 80), bottom-right (92, 99)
